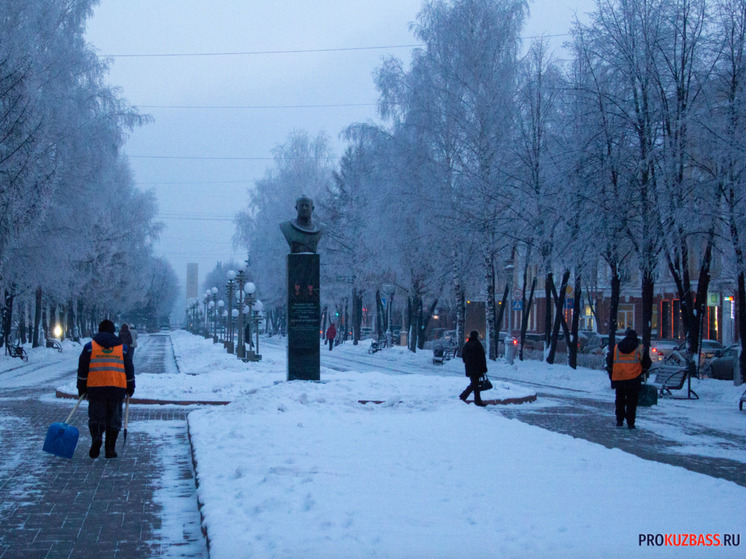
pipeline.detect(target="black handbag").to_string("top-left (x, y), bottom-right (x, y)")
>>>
top-left (477, 374), bottom-right (493, 391)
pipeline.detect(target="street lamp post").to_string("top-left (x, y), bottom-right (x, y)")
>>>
top-left (211, 287), bottom-right (219, 343)
top-left (252, 299), bottom-right (264, 360)
top-left (383, 283), bottom-right (395, 348)
top-left (203, 290), bottom-right (211, 337)
top-left (226, 270), bottom-right (236, 353)
top-left (236, 262), bottom-right (247, 359)
top-left (244, 281), bottom-right (259, 361)
top-left (231, 308), bottom-right (239, 352)
top-left (505, 260), bottom-right (515, 364)
top-left (218, 300), bottom-right (225, 342)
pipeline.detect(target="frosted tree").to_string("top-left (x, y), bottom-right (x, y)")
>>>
top-left (512, 37), bottom-right (574, 363)
top-left (373, 0), bottom-right (528, 356)
top-left (704, 0), bottom-right (746, 384)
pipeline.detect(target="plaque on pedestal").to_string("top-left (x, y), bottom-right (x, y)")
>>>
top-left (287, 253), bottom-right (320, 380)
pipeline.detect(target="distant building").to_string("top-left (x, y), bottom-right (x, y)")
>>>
top-left (186, 263), bottom-right (198, 299)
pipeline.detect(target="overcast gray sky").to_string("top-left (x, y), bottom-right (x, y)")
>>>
top-left (84, 0), bottom-right (595, 298)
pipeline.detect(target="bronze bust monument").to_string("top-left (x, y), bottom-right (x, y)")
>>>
top-left (280, 195), bottom-right (323, 253)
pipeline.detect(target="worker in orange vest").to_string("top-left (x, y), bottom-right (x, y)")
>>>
top-left (610, 329), bottom-right (651, 429)
top-left (77, 319), bottom-right (135, 458)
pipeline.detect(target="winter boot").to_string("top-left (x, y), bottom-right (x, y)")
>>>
top-left (89, 424), bottom-right (104, 458)
top-left (104, 429), bottom-right (119, 458)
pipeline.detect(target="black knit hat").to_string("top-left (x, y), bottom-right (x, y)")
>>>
top-left (98, 319), bottom-right (115, 334)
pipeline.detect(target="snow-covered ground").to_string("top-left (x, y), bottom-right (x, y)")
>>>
top-left (13, 331), bottom-right (745, 557)
top-left (152, 331), bottom-right (746, 559)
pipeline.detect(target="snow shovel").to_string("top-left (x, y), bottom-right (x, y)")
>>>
top-left (43, 394), bottom-right (85, 459)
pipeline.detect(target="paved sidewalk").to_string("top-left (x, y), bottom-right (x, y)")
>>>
top-left (497, 386), bottom-right (746, 487)
top-left (0, 335), bottom-right (207, 558)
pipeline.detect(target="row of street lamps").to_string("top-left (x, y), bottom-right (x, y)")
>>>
top-left (185, 262), bottom-right (263, 361)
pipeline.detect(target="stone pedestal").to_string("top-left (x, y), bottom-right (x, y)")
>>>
top-left (286, 253), bottom-right (320, 381)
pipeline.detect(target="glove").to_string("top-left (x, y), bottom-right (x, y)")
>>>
top-left (127, 387), bottom-right (135, 398)
top-left (78, 388), bottom-right (87, 398)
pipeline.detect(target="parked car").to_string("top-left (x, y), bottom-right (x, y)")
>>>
top-left (703, 343), bottom-right (739, 380)
top-left (659, 338), bottom-right (724, 366)
top-left (442, 330), bottom-right (457, 342)
top-left (580, 332), bottom-right (610, 355)
top-left (650, 339), bottom-right (681, 361)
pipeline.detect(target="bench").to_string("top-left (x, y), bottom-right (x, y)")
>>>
top-left (433, 344), bottom-right (459, 364)
top-left (651, 364), bottom-right (698, 399)
top-left (46, 338), bottom-right (62, 352)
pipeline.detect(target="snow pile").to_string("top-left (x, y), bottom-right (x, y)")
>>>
top-left (188, 376), bottom-right (745, 559)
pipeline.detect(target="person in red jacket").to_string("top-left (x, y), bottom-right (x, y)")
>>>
top-left (325, 323), bottom-right (337, 351)
top-left (77, 319), bottom-right (135, 458)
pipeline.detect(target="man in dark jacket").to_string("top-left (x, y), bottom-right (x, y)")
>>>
top-left (610, 328), bottom-right (651, 429)
top-left (459, 330), bottom-right (487, 406)
top-left (77, 319), bottom-right (135, 458)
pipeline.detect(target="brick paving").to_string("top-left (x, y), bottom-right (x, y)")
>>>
top-left (497, 384), bottom-right (746, 487)
top-left (0, 335), bottom-right (207, 558)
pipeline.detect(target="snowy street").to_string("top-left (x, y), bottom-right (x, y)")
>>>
top-left (1, 331), bottom-right (744, 557)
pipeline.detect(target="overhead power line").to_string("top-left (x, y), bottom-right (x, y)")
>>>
top-left (102, 34), bottom-right (569, 59)
top-left (129, 154), bottom-right (339, 161)
top-left (138, 103), bottom-right (376, 110)
top-left (102, 44), bottom-right (424, 58)
top-left (129, 155), bottom-right (272, 161)
top-left (138, 180), bottom-right (251, 185)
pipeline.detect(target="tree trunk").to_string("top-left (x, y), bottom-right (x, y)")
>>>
top-left (376, 290), bottom-right (384, 339)
top-left (33, 286), bottom-right (43, 348)
top-left (352, 288), bottom-right (363, 345)
top-left (452, 250), bottom-right (466, 353)
top-left (407, 296), bottom-right (417, 353)
top-left (738, 272), bottom-right (746, 386)
top-left (544, 272), bottom-right (553, 354)
top-left (485, 252), bottom-right (496, 360)
top-left (519, 277), bottom-right (537, 361)
top-left (547, 270), bottom-right (571, 365)
top-left (417, 298), bottom-right (438, 350)
top-left (606, 269), bottom-right (621, 374)
top-left (641, 268), bottom-right (655, 365)
top-left (19, 301), bottom-right (27, 344)
top-left (569, 277), bottom-right (582, 370)
top-left (1, 289), bottom-right (14, 348)
top-left (494, 284), bottom-right (509, 357)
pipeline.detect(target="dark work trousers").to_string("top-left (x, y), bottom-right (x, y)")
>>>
top-left (460, 374), bottom-right (483, 404)
top-left (615, 386), bottom-right (640, 427)
top-left (328, 338), bottom-right (334, 351)
top-left (88, 396), bottom-right (124, 431)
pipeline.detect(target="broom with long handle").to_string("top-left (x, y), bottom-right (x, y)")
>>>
top-left (123, 395), bottom-right (130, 447)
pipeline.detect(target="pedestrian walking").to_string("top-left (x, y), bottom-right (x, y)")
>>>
top-left (77, 319), bottom-right (135, 458)
top-left (326, 323), bottom-right (337, 351)
top-left (119, 323), bottom-right (137, 360)
top-left (460, 330), bottom-right (487, 406)
top-left (610, 328), bottom-right (651, 429)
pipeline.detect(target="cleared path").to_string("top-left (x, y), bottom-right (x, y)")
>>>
top-left (0, 334), bottom-right (207, 558)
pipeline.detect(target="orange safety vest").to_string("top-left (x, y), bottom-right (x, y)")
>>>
top-left (87, 341), bottom-right (127, 389)
top-left (612, 344), bottom-right (643, 381)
